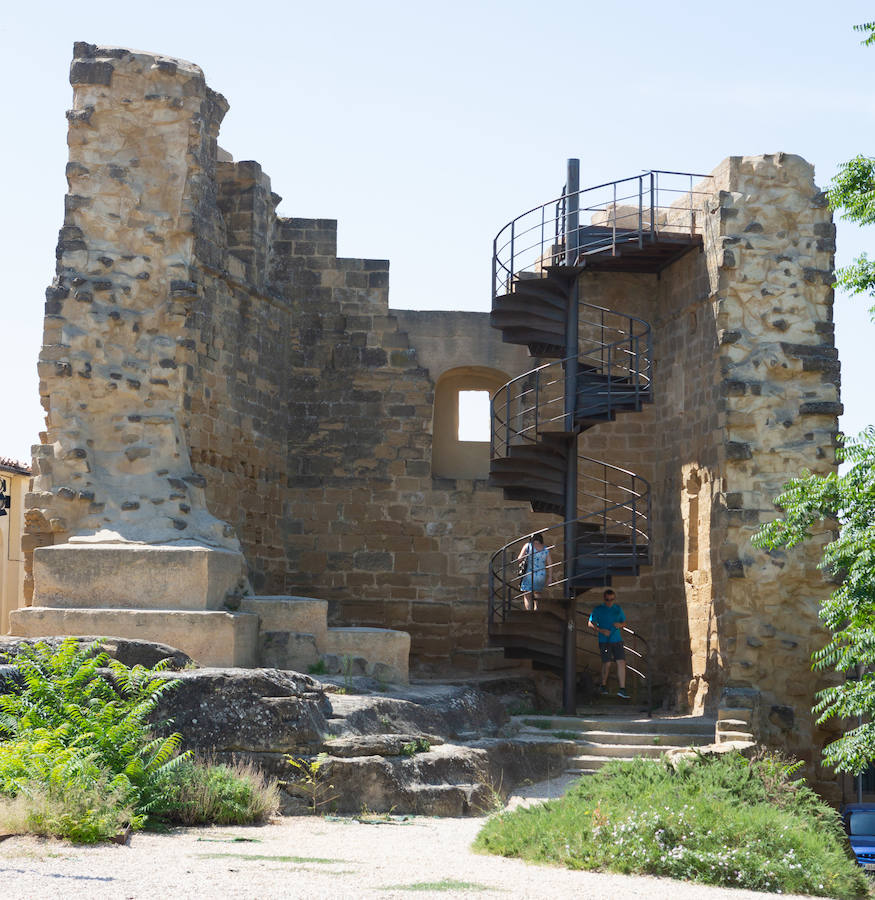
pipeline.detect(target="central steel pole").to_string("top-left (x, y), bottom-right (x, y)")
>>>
top-left (563, 159), bottom-right (580, 715)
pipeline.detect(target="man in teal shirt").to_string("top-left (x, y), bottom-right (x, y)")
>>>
top-left (587, 589), bottom-right (629, 699)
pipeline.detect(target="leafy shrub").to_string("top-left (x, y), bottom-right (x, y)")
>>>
top-left (400, 738), bottom-right (430, 757)
top-left (0, 774), bottom-right (134, 843)
top-left (150, 758), bottom-right (279, 826)
top-left (0, 638), bottom-right (187, 839)
top-left (0, 640), bottom-right (284, 840)
top-left (474, 752), bottom-right (869, 899)
top-left (285, 753), bottom-right (338, 813)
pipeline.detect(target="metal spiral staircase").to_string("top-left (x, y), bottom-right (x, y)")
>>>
top-left (487, 162), bottom-right (711, 713)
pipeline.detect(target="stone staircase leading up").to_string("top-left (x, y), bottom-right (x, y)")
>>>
top-left (14, 545), bottom-right (411, 682)
top-left (513, 713), bottom-right (717, 774)
top-left (13, 591), bottom-right (411, 683)
top-left (715, 705), bottom-right (755, 744)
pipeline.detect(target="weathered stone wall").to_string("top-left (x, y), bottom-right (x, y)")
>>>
top-left (573, 249), bottom-right (723, 706)
top-left (26, 44), bottom-right (544, 672)
top-left (25, 44), bottom-right (840, 781)
top-left (176, 155), bottom-right (545, 670)
top-left (650, 244), bottom-right (724, 711)
top-left (26, 43), bottom-right (241, 605)
top-left (573, 156), bottom-right (840, 789)
top-left (707, 154), bottom-right (840, 788)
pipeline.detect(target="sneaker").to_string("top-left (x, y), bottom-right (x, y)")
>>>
top-left (599, 684), bottom-right (609, 695)
top-left (617, 689), bottom-right (630, 699)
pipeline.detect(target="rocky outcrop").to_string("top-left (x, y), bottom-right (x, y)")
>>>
top-left (0, 643), bottom-right (602, 815)
top-left (153, 667), bottom-right (330, 756)
top-left (311, 738), bottom-right (574, 816)
top-left (147, 670), bottom-right (569, 816)
top-left (0, 635), bottom-right (193, 669)
top-left (323, 683), bottom-right (509, 739)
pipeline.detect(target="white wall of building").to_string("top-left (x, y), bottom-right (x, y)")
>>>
top-left (1, 465), bottom-right (29, 634)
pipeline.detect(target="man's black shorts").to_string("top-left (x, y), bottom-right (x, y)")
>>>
top-left (599, 642), bottom-right (625, 662)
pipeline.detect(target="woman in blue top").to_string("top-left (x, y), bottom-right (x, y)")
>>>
top-left (516, 533), bottom-right (553, 612)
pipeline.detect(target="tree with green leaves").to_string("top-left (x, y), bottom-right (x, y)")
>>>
top-left (830, 151), bottom-right (875, 304)
top-left (753, 21), bottom-right (875, 775)
top-left (753, 431), bottom-right (875, 773)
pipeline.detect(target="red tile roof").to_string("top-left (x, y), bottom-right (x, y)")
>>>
top-left (0, 457), bottom-right (31, 476)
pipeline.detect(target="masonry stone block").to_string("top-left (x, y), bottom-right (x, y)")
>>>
top-left (322, 627), bottom-right (410, 683)
top-left (32, 543), bottom-right (245, 610)
top-left (10, 607), bottom-right (258, 668)
top-left (238, 596), bottom-right (328, 647)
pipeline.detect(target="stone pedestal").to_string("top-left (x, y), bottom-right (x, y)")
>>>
top-left (10, 542), bottom-right (257, 667)
top-left (33, 543), bottom-right (245, 610)
top-left (238, 596), bottom-right (410, 682)
top-left (10, 607), bottom-right (258, 667)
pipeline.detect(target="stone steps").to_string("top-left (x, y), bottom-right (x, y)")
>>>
top-left (12, 588), bottom-right (411, 681)
top-left (513, 714), bottom-right (718, 776)
top-left (570, 741), bottom-right (689, 759)
top-left (519, 726), bottom-right (712, 747)
top-left (567, 754), bottom-right (623, 773)
top-left (716, 708), bottom-right (754, 743)
top-left (514, 714), bottom-right (715, 735)
top-left (240, 596), bottom-right (410, 683)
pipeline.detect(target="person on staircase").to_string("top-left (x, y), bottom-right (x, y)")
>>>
top-left (517, 533), bottom-right (552, 612)
top-left (587, 589), bottom-right (630, 699)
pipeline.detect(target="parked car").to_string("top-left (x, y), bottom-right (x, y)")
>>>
top-left (842, 804), bottom-right (875, 871)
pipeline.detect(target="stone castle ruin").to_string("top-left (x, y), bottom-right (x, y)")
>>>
top-left (10, 43), bottom-right (842, 792)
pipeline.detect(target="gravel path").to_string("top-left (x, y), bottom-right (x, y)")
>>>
top-left (0, 776), bottom-right (827, 900)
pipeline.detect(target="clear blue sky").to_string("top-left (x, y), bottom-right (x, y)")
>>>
top-left (1, 0), bottom-right (872, 464)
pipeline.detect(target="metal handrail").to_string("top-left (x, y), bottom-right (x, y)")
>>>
top-left (492, 169), bottom-right (715, 301)
top-left (487, 462), bottom-right (651, 615)
top-left (491, 316), bottom-right (652, 460)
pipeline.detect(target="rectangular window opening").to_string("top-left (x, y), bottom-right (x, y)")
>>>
top-left (458, 390), bottom-right (490, 442)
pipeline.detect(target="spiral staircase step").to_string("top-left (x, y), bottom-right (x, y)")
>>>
top-left (490, 471), bottom-right (563, 491)
top-left (502, 489), bottom-right (564, 515)
top-left (490, 453), bottom-right (566, 476)
top-left (492, 282), bottom-right (567, 311)
top-left (490, 444), bottom-right (566, 514)
top-left (492, 483), bottom-right (563, 506)
top-left (497, 325), bottom-right (565, 347)
top-left (576, 399), bottom-right (641, 418)
top-left (513, 272), bottom-right (573, 297)
top-left (496, 443), bottom-right (567, 467)
top-left (573, 231), bottom-right (704, 273)
top-left (491, 294), bottom-right (567, 323)
top-left (491, 269), bottom-right (574, 357)
top-left (489, 610), bottom-right (625, 676)
top-left (526, 342), bottom-right (566, 358)
top-left (577, 533), bottom-right (643, 546)
top-left (491, 310), bottom-right (566, 334)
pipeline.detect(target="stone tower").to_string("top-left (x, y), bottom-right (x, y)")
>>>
top-left (12, 43), bottom-right (842, 792)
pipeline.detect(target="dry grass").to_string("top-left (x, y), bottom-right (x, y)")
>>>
top-left (0, 779), bottom-right (134, 842)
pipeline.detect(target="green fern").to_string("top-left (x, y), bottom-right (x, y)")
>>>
top-left (0, 638), bottom-right (189, 833)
